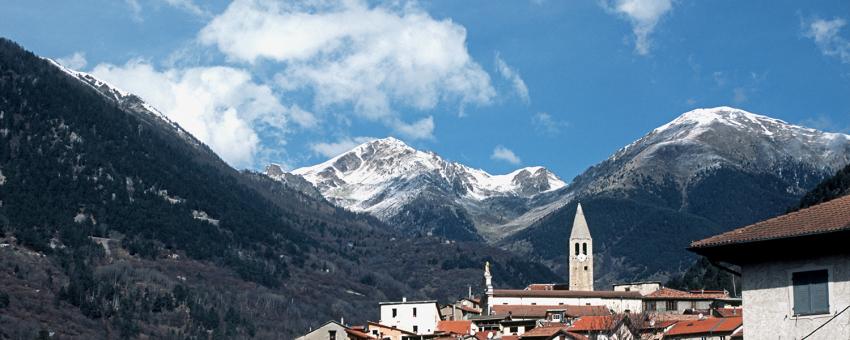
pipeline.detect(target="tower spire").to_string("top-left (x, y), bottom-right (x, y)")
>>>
top-left (568, 202), bottom-right (594, 291)
top-left (570, 203), bottom-right (591, 239)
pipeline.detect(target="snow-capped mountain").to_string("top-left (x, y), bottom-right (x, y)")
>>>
top-left (572, 106), bottom-right (850, 198)
top-left (275, 137), bottom-right (566, 241)
top-left (502, 106), bottom-right (850, 287)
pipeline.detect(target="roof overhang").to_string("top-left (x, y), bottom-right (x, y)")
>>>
top-left (689, 229), bottom-right (850, 265)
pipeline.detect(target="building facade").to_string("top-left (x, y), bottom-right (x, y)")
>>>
top-left (378, 299), bottom-right (441, 335)
top-left (691, 194), bottom-right (850, 339)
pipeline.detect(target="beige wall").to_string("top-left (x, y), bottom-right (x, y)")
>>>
top-left (296, 322), bottom-right (348, 340)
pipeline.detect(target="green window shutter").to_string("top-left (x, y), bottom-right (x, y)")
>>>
top-left (792, 270), bottom-right (830, 315)
top-left (810, 271), bottom-right (830, 314)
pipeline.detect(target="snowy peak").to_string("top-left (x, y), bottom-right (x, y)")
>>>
top-left (277, 137), bottom-right (565, 226)
top-left (652, 106), bottom-right (849, 143)
top-left (578, 106), bottom-right (850, 197)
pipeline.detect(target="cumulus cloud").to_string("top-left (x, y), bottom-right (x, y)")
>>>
top-left (163, 0), bottom-right (208, 17)
top-left (494, 53), bottom-right (530, 103)
top-left (199, 0), bottom-right (495, 138)
top-left (601, 0), bottom-right (673, 55)
top-left (491, 145), bottom-right (521, 165)
top-left (805, 18), bottom-right (850, 63)
top-left (126, 0), bottom-right (208, 21)
top-left (90, 60), bottom-right (292, 168)
top-left (532, 112), bottom-right (568, 135)
top-left (56, 52), bottom-right (87, 70)
top-left (310, 136), bottom-right (377, 158)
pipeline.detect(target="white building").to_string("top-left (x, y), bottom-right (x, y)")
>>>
top-left (691, 194), bottom-right (850, 339)
top-left (378, 298), bottom-right (441, 335)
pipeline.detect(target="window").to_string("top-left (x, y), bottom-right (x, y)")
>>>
top-left (328, 330), bottom-right (336, 340)
top-left (392, 308), bottom-right (397, 317)
top-left (584, 266), bottom-right (588, 271)
top-left (646, 301), bottom-right (656, 311)
top-left (413, 326), bottom-right (418, 333)
top-left (793, 269), bottom-right (830, 315)
top-left (666, 301), bottom-right (677, 311)
top-left (510, 326), bottom-right (518, 333)
top-left (574, 243), bottom-right (580, 256)
top-left (582, 243), bottom-right (587, 255)
top-left (413, 307), bottom-right (417, 317)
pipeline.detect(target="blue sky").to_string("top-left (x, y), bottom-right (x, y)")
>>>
top-left (2, 0), bottom-right (850, 180)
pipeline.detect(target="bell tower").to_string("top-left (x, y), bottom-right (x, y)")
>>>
top-left (568, 203), bottom-right (593, 291)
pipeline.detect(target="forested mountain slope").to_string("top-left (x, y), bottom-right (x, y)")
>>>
top-left (0, 38), bottom-right (557, 339)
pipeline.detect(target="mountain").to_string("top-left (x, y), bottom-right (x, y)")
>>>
top-left (501, 106), bottom-right (850, 287)
top-left (278, 137), bottom-right (566, 241)
top-left (0, 38), bottom-right (558, 339)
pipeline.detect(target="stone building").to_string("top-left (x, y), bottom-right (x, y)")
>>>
top-left (569, 203), bottom-right (593, 292)
top-left (690, 194), bottom-right (850, 339)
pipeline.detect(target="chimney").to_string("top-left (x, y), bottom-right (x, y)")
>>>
top-left (402, 297), bottom-right (407, 303)
top-left (341, 316), bottom-right (345, 325)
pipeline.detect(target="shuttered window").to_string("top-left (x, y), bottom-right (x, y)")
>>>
top-left (792, 269), bottom-right (829, 315)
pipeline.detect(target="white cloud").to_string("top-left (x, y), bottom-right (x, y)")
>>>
top-left (90, 60), bottom-right (292, 168)
top-left (310, 136), bottom-right (377, 158)
top-left (494, 53), bottom-right (530, 103)
top-left (732, 87), bottom-right (748, 104)
top-left (199, 0), bottom-right (494, 137)
top-left (56, 52), bottom-right (87, 70)
top-left (163, 0), bottom-right (208, 17)
top-left (601, 0), bottom-right (673, 55)
top-left (125, 0), bottom-right (208, 21)
top-left (390, 116), bottom-right (435, 140)
top-left (125, 0), bottom-right (143, 22)
top-left (532, 112), bottom-right (567, 135)
top-left (805, 18), bottom-right (850, 64)
top-left (491, 145), bottom-right (521, 165)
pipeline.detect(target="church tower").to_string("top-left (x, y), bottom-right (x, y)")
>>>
top-left (569, 203), bottom-right (594, 291)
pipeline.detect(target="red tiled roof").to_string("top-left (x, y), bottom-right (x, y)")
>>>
top-left (502, 336), bottom-right (521, 340)
top-left (691, 194), bottom-right (850, 248)
top-left (521, 326), bottom-right (566, 337)
top-left (519, 326), bottom-right (588, 339)
top-left (436, 320), bottom-right (472, 335)
top-left (345, 328), bottom-right (375, 339)
top-left (493, 289), bottom-right (642, 299)
top-left (644, 287), bottom-right (728, 300)
top-left (732, 328), bottom-right (744, 338)
top-left (568, 316), bottom-right (618, 332)
top-left (640, 320), bottom-right (677, 330)
top-left (492, 305), bottom-right (610, 318)
top-left (665, 317), bottom-right (742, 336)
top-left (474, 331), bottom-right (495, 340)
top-left (714, 308), bottom-right (743, 318)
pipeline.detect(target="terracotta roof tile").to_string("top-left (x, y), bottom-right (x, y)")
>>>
top-left (492, 305), bottom-right (610, 318)
top-left (644, 287), bottom-right (728, 300)
top-left (665, 317), bottom-right (742, 336)
top-left (691, 194), bottom-right (850, 248)
top-left (436, 320), bottom-right (472, 335)
top-left (714, 308), bottom-right (743, 318)
top-left (521, 326), bottom-right (566, 336)
top-left (568, 316), bottom-right (618, 332)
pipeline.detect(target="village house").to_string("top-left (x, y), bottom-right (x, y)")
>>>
top-left (296, 320), bottom-right (376, 340)
top-left (565, 315), bottom-right (637, 340)
top-left (366, 321), bottom-right (417, 340)
top-left (379, 299), bottom-right (442, 335)
top-left (690, 194), bottom-right (850, 338)
top-left (662, 316), bottom-right (742, 340)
